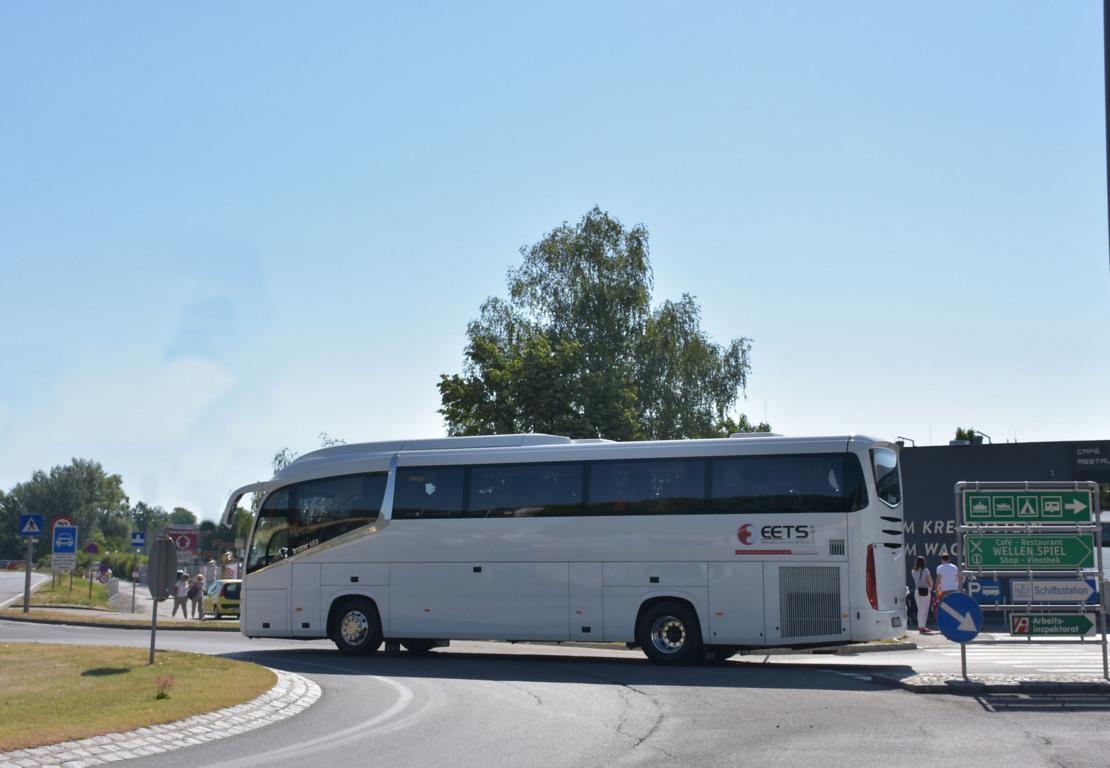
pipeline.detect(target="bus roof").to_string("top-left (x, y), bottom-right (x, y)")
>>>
top-left (275, 433), bottom-right (892, 484)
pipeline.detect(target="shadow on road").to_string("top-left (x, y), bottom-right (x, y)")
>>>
top-left (225, 647), bottom-right (913, 693)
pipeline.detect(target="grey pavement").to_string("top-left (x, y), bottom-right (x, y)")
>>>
top-left (0, 571), bottom-right (51, 610)
top-left (2, 617), bottom-right (1110, 768)
top-left (5, 620), bottom-right (1110, 768)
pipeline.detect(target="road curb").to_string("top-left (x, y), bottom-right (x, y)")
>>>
top-left (870, 672), bottom-right (1110, 695)
top-left (0, 667), bottom-right (321, 768)
top-left (0, 614), bottom-right (239, 632)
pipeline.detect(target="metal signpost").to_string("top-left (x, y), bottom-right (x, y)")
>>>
top-left (17, 514), bottom-right (43, 614)
top-left (130, 531), bottom-right (145, 613)
top-left (147, 537), bottom-right (178, 664)
top-left (956, 481), bottom-right (1107, 680)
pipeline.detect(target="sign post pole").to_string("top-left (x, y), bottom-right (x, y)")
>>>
top-left (22, 535), bottom-right (33, 614)
top-left (17, 514), bottom-right (44, 614)
top-left (149, 587), bottom-right (159, 665)
top-left (147, 537), bottom-right (177, 665)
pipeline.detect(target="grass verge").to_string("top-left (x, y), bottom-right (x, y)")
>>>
top-left (0, 643), bottom-right (275, 751)
top-left (0, 607), bottom-right (240, 630)
top-left (30, 577), bottom-right (110, 608)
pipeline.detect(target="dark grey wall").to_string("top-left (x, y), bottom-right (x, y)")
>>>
top-left (900, 439), bottom-right (1110, 565)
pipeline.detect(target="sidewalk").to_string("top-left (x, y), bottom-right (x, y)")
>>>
top-left (874, 625), bottom-right (1110, 695)
top-left (0, 579), bottom-right (238, 631)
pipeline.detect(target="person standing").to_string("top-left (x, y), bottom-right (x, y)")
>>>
top-left (189, 574), bottom-right (205, 620)
top-left (934, 553), bottom-right (961, 601)
top-left (171, 572), bottom-right (189, 618)
top-left (910, 556), bottom-right (934, 633)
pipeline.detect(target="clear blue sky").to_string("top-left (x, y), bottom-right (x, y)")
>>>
top-left (1, 2), bottom-right (1106, 521)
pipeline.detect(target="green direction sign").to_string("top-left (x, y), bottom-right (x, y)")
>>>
top-left (963, 489), bottom-right (1093, 523)
top-left (965, 534), bottom-right (1095, 569)
top-left (1010, 614), bottom-right (1096, 637)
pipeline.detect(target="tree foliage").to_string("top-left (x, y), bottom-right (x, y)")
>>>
top-left (438, 207), bottom-right (766, 440)
top-left (954, 427), bottom-right (981, 442)
top-left (0, 459), bottom-right (130, 558)
top-left (169, 506), bottom-right (197, 525)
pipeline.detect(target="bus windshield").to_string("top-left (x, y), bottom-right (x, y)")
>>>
top-left (246, 473), bottom-right (387, 573)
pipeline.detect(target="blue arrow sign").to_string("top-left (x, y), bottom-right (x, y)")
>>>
top-left (937, 592), bottom-right (982, 643)
top-left (131, 531), bottom-right (145, 549)
top-left (52, 525), bottom-right (78, 555)
top-left (18, 514), bottom-right (44, 538)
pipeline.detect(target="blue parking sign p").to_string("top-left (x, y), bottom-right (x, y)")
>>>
top-left (18, 514), bottom-right (44, 538)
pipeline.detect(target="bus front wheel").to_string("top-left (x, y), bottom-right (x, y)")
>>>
top-left (636, 600), bottom-right (703, 665)
top-left (332, 598), bottom-right (383, 656)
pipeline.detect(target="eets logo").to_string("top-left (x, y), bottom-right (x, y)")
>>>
top-left (734, 522), bottom-right (817, 555)
top-left (761, 524), bottom-right (812, 541)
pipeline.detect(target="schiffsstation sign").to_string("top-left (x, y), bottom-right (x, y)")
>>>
top-left (963, 488), bottom-right (1093, 524)
top-left (964, 534), bottom-right (1095, 569)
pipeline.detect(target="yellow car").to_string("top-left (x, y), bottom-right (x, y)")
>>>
top-left (202, 579), bottom-right (241, 619)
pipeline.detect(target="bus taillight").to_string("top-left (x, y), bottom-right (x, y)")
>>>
top-left (865, 544), bottom-right (878, 610)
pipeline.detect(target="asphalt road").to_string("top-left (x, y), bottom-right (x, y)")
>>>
top-left (3, 621), bottom-right (1110, 768)
top-left (0, 570), bottom-right (50, 609)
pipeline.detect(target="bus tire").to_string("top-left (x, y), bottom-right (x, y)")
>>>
top-left (331, 598), bottom-right (382, 656)
top-left (636, 600), bottom-right (703, 665)
top-left (400, 639), bottom-right (439, 654)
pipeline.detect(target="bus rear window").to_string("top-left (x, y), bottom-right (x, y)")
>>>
top-left (871, 448), bottom-right (901, 507)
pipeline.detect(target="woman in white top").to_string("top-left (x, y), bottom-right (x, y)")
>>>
top-left (910, 556), bottom-right (934, 633)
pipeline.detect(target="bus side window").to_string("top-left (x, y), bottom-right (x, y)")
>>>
top-left (587, 460), bottom-right (705, 516)
top-left (467, 463), bottom-right (584, 518)
top-left (711, 455), bottom-right (868, 513)
top-left (393, 467), bottom-right (465, 519)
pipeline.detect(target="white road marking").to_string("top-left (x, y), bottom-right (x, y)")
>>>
top-left (924, 644), bottom-right (1108, 674)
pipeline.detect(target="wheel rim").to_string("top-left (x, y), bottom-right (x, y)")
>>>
top-left (340, 610), bottom-right (369, 646)
top-left (649, 615), bottom-right (686, 655)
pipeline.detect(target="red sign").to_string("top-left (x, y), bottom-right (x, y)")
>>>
top-left (166, 525), bottom-right (199, 555)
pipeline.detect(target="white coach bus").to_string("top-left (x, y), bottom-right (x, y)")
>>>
top-left (221, 434), bottom-right (906, 664)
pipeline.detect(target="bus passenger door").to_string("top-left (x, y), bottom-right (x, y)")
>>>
top-left (243, 564), bottom-right (290, 637)
top-left (762, 561), bottom-right (848, 645)
top-left (291, 563), bottom-right (321, 637)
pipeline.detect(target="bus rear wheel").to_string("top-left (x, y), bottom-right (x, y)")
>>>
top-left (636, 600), bottom-right (703, 665)
top-left (332, 598), bottom-right (383, 656)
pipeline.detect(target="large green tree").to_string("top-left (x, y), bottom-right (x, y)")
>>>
top-left (169, 506), bottom-right (197, 525)
top-left (0, 459), bottom-right (130, 558)
top-left (130, 501), bottom-right (170, 539)
top-left (438, 207), bottom-right (768, 440)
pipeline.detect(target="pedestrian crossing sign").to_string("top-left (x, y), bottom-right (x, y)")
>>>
top-left (18, 514), bottom-right (44, 539)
